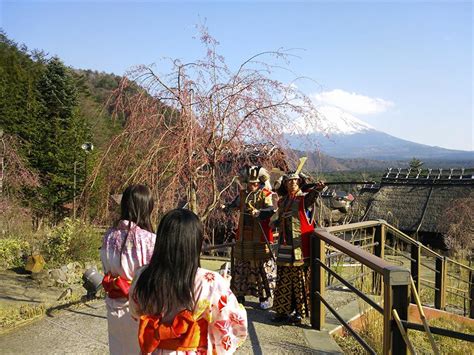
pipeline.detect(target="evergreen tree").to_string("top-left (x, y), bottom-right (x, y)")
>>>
top-left (33, 57), bottom-right (91, 220)
top-left (408, 157), bottom-right (424, 170)
top-left (0, 31), bottom-right (43, 149)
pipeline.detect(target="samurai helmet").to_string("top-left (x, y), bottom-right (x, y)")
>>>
top-left (241, 165), bottom-right (270, 184)
top-left (283, 156), bottom-right (308, 182)
top-left (283, 170), bottom-right (301, 182)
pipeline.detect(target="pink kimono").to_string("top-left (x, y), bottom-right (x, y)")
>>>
top-left (130, 267), bottom-right (248, 354)
top-left (101, 220), bottom-right (156, 355)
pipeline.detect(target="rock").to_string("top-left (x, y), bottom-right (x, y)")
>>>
top-left (25, 254), bottom-right (46, 273)
top-left (67, 262), bottom-right (82, 271)
top-left (49, 268), bottom-right (67, 283)
top-left (30, 270), bottom-right (53, 287)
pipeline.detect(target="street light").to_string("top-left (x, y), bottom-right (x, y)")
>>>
top-left (81, 142), bottom-right (94, 184)
top-left (73, 142), bottom-right (94, 219)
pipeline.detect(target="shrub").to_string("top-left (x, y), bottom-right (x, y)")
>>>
top-left (43, 218), bottom-right (102, 267)
top-left (0, 238), bottom-right (30, 269)
top-left (0, 304), bottom-right (45, 330)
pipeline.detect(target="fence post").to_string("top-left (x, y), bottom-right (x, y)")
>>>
top-left (469, 270), bottom-right (474, 319)
top-left (435, 257), bottom-right (446, 310)
top-left (383, 267), bottom-right (410, 355)
top-left (410, 243), bottom-right (421, 303)
top-left (311, 231), bottom-right (325, 330)
top-left (373, 223), bottom-right (386, 294)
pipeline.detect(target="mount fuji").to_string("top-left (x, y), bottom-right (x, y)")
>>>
top-left (286, 106), bottom-right (474, 162)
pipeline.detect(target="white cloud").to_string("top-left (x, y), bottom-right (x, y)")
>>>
top-left (311, 89), bottom-right (394, 115)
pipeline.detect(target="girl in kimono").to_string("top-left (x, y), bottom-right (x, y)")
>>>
top-left (130, 208), bottom-right (248, 354)
top-left (101, 184), bottom-right (156, 354)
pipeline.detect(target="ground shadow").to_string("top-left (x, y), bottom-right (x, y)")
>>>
top-left (46, 296), bottom-right (104, 318)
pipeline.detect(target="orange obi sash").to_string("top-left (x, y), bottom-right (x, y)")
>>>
top-left (102, 273), bottom-right (131, 299)
top-left (138, 310), bottom-right (208, 354)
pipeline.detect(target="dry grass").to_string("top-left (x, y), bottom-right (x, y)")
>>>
top-left (333, 308), bottom-right (384, 354)
top-left (333, 307), bottom-right (474, 354)
top-left (0, 304), bottom-right (45, 332)
top-left (409, 317), bottom-right (474, 354)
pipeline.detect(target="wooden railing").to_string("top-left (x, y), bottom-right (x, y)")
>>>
top-left (202, 242), bottom-right (236, 277)
top-left (311, 220), bottom-right (474, 354)
top-left (310, 227), bottom-right (411, 354)
top-left (202, 220), bottom-right (473, 353)
top-left (326, 220), bottom-right (474, 318)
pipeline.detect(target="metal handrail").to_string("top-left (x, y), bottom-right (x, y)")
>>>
top-left (311, 228), bottom-right (411, 355)
top-left (325, 220), bottom-right (473, 274)
top-left (315, 228), bottom-right (397, 275)
top-left (446, 272), bottom-right (471, 285)
top-left (202, 242), bottom-right (235, 252)
top-left (447, 258), bottom-right (473, 271)
top-left (327, 270), bottom-right (373, 291)
top-left (316, 291), bottom-right (377, 355)
top-left (385, 245), bottom-right (416, 262)
top-left (402, 321), bottom-right (474, 342)
top-left (327, 220), bottom-right (381, 233)
top-left (316, 259), bottom-right (383, 314)
top-left (310, 220), bottom-right (474, 354)
top-left (326, 242), bottom-right (379, 259)
top-left (420, 262), bottom-right (440, 274)
top-left (327, 220), bottom-right (473, 316)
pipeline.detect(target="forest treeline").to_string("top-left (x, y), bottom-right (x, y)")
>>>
top-left (0, 31), bottom-right (124, 222)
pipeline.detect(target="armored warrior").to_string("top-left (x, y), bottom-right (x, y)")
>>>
top-left (271, 170), bottom-right (325, 324)
top-left (223, 166), bottom-right (277, 309)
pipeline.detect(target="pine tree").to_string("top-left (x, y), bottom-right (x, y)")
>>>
top-left (408, 157), bottom-right (424, 170)
top-left (33, 57), bottom-right (91, 220)
top-left (0, 31), bottom-right (43, 150)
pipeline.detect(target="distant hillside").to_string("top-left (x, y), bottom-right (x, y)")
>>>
top-left (292, 149), bottom-right (404, 172)
top-left (292, 149), bottom-right (473, 173)
top-left (73, 69), bottom-right (125, 149)
top-left (288, 130), bottom-right (473, 162)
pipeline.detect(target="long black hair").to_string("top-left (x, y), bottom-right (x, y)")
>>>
top-left (133, 208), bottom-right (203, 316)
top-left (118, 184), bottom-right (154, 233)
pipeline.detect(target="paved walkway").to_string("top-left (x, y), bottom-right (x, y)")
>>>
top-left (0, 294), bottom-right (347, 354)
top-left (0, 260), bottom-right (350, 354)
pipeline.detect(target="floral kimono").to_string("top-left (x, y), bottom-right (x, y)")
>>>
top-left (101, 220), bottom-right (156, 355)
top-left (129, 267), bottom-right (248, 354)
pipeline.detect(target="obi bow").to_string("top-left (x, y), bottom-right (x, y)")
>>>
top-left (138, 310), bottom-right (208, 354)
top-left (102, 273), bottom-right (131, 299)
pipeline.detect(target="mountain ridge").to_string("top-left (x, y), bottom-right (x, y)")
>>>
top-left (287, 105), bottom-right (472, 162)
top-left (287, 130), bottom-right (473, 161)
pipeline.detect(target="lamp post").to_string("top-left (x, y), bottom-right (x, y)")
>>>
top-left (81, 142), bottom-right (94, 184)
top-left (73, 142), bottom-right (94, 219)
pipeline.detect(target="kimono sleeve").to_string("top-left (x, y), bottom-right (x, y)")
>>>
top-left (208, 275), bottom-right (248, 354)
top-left (134, 229), bottom-right (156, 266)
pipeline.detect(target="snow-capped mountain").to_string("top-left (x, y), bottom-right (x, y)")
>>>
top-left (313, 106), bottom-right (374, 135)
top-left (286, 107), bottom-right (474, 161)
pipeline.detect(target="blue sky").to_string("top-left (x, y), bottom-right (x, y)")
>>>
top-left (1, 0), bottom-right (472, 151)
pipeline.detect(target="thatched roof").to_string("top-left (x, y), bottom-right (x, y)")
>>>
top-left (364, 183), bottom-right (473, 234)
